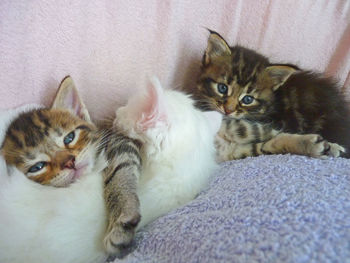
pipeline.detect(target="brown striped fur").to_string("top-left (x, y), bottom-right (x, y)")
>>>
top-left (2, 109), bottom-right (95, 186)
top-left (1, 76), bottom-right (142, 256)
top-left (193, 30), bottom-right (348, 160)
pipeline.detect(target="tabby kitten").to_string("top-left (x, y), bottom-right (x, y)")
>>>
top-left (194, 30), bottom-right (348, 161)
top-left (2, 76), bottom-right (141, 256)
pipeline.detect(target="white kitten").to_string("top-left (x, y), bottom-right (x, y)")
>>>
top-left (114, 77), bottom-right (221, 228)
top-left (0, 107), bottom-right (108, 263)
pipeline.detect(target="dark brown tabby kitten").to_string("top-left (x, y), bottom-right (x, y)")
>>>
top-left (193, 30), bottom-right (349, 161)
top-left (2, 76), bottom-right (141, 256)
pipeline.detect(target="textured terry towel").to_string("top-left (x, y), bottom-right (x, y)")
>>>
top-left (1, 0), bottom-right (350, 120)
top-left (117, 155), bottom-right (350, 263)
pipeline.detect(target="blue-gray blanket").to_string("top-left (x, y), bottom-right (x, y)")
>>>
top-left (117, 155), bottom-right (350, 263)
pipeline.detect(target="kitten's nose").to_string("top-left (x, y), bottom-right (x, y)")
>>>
top-left (63, 155), bottom-right (75, 169)
top-left (224, 98), bottom-right (236, 115)
top-left (224, 107), bottom-right (234, 115)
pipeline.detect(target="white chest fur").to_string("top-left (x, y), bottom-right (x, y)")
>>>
top-left (137, 142), bottom-right (218, 229)
top-left (0, 157), bottom-right (107, 263)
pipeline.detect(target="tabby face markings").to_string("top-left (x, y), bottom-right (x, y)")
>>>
top-left (2, 76), bottom-right (100, 187)
top-left (196, 31), bottom-right (296, 121)
top-left (26, 128), bottom-right (82, 177)
top-left (2, 109), bottom-right (97, 187)
top-left (200, 75), bottom-right (262, 119)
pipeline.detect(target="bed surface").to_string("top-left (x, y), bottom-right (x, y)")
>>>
top-left (118, 155), bottom-right (350, 263)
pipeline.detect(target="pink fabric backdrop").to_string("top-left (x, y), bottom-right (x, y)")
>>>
top-left (1, 0), bottom-right (349, 120)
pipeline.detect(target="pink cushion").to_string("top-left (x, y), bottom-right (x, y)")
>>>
top-left (0, 0), bottom-right (349, 120)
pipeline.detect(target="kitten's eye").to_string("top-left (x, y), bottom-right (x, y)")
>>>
top-left (28, 162), bottom-right (46, 173)
top-left (217, 83), bottom-right (228, 94)
top-left (241, 95), bottom-right (254, 105)
top-left (64, 131), bottom-right (75, 145)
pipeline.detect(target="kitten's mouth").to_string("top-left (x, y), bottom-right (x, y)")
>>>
top-left (227, 114), bottom-right (243, 120)
top-left (68, 162), bottom-right (89, 182)
top-left (221, 107), bottom-right (242, 119)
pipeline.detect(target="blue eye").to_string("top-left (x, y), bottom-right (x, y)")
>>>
top-left (28, 162), bottom-right (46, 173)
top-left (217, 83), bottom-right (228, 94)
top-left (241, 95), bottom-right (254, 105)
top-left (64, 131), bottom-right (75, 145)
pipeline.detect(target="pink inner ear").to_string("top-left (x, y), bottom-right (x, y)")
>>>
top-left (137, 78), bottom-right (167, 131)
top-left (64, 88), bottom-right (82, 117)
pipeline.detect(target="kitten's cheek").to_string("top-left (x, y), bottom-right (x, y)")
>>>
top-left (219, 105), bottom-right (226, 115)
top-left (230, 112), bottom-right (243, 119)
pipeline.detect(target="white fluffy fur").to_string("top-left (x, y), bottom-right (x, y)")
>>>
top-left (115, 77), bottom-right (221, 228)
top-left (0, 106), bottom-right (107, 263)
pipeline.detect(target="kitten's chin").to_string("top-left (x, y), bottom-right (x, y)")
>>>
top-left (227, 114), bottom-right (244, 120)
top-left (223, 110), bottom-right (245, 120)
top-left (72, 162), bottom-right (89, 180)
top-left (49, 163), bottom-right (90, 187)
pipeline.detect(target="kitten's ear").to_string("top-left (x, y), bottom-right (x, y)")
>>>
top-left (204, 31), bottom-right (231, 66)
top-left (264, 65), bottom-right (296, 91)
top-left (136, 77), bottom-right (167, 130)
top-left (51, 76), bottom-right (91, 122)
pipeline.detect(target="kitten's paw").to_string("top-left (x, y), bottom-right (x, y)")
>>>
top-left (104, 211), bottom-right (141, 257)
top-left (304, 135), bottom-right (345, 158)
top-left (328, 142), bottom-right (346, 157)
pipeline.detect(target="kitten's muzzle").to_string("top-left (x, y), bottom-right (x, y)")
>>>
top-left (61, 155), bottom-right (76, 170)
top-left (224, 106), bottom-right (234, 115)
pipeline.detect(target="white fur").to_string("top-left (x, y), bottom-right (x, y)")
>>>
top-left (0, 106), bottom-right (108, 263)
top-left (115, 77), bottom-right (221, 228)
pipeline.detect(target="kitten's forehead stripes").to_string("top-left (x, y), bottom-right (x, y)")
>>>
top-left (6, 110), bottom-right (46, 148)
top-left (25, 152), bottom-right (36, 160)
top-left (4, 109), bottom-right (90, 154)
top-left (246, 83), bottom-right (255, 94)
top-left (230, 47), bottom-right (268, 87)
top-left (36, 110), bottom-right (51, 127)
top-left (23, 113), bottom-right (48, 147)
top-left (6, 130), bottom-right (23, 148)
top-left (76, 125), bottom-right (92, 131)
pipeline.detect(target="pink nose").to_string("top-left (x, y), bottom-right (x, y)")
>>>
top-left (224, 107), bottom-right (233, 115)
top-left (64, 156), bottom-right (75, 169)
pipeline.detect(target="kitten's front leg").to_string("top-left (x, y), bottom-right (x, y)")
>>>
top-left (215, 135), bottom-right (263, 161)
top-left (216, 132), bottom-right (345, 161)
top-left (261, 133), bottom-right (345, 158)
top-left (102, 135), bottom-right (142, 256)
top-left (216, 118), bottom-right (282, 161)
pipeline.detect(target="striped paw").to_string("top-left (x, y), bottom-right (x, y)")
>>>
top-left (104, 210), bottom-right (141, 257)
